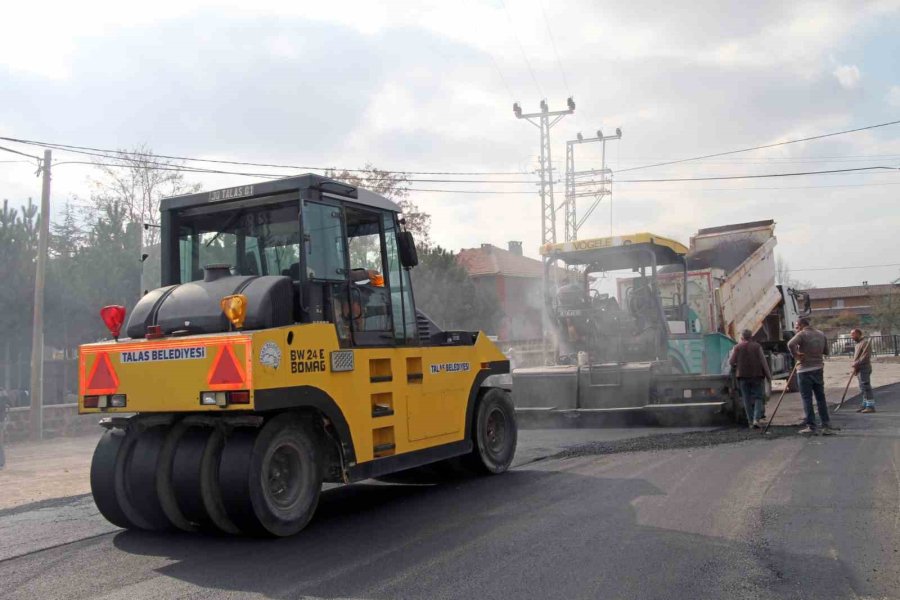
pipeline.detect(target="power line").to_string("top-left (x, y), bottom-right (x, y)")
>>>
top-left (0, 144), bottom-right (41, 161)
top-left (615, 153), bottom-right (900, 163)
top-left (53, 159), bottom-right (539, 184)
top-left (618, 119), bottom-right (900, 173)
top-left (486, 51), bottom-right (516, 102)
top-left (615, 165), bottom-right (898, 183)
top-left (539, 2), bottom-right (571, 96)
top-left (8, 136), bottom-right (898, 191)
top-left (46, 159), bottom-right (900, 191)
top-left (406, 188), bottom-right (534, 194)
top-left (791, 263), bottom-right (900, 273)
top-left (501, 0), bottom-right (544, 98)
top-left (0, 135), bottom-right (534, 176)
top-left (616, 181), bottom-right (900, 193)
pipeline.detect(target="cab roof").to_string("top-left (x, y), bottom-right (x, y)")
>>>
top-left (540, 233), bottom-right (688, 270)
top-left (160, 173), bottom-right (401, 213)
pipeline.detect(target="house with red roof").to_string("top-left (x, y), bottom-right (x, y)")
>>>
top-left (457, 242), bottom-right (572, 341)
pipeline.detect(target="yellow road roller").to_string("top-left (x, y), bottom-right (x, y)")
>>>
top-left (79, 175), bottom-right (515, 537)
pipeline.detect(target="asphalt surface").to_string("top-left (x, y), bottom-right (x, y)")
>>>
top-left (1, 389), bottom-right (898, 599)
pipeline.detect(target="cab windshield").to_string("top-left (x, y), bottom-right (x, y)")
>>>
top-left (176, 196), bottom-right (300, 283)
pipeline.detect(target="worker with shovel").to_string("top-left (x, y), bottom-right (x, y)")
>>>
top-left (788, 318), bottom-right (837, 435)
top-left (850, 328), bottom-right (875, 413)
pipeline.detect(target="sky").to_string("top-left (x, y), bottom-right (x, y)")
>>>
top-left (1, 0), bottom-right (899, 289)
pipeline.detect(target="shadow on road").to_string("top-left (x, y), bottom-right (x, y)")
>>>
top-left (104, 467), bottom-right (859, 600)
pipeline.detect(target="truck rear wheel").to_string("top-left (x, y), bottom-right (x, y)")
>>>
top-left (465, 388), bottom-right (517, 474)
top-left (219, 414), bottom-right (323, 537)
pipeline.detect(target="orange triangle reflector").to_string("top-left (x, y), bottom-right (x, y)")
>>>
top-left (86, 353), bottom-right (119, 395)
top-left (207, 345), bottom-right (246, 389)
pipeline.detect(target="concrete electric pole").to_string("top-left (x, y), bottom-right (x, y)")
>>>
top-left (29, 149), bottom-right (51, 441)
top-left (564, 128), bottom-right (622, 241)
top-left (513, 98), bottom-right (575, 246)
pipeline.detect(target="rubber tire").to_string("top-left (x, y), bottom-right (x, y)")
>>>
top-left (156, 420), bottom-right (197, 532)
top-left (124, 425), bottom-right (174, 530)
top-left (219, 414), bottom-right (323, 537)
top-left (200, 428), bottom-right (242, 534)
top-left (90, 428), bottom-right (150, 530)
top-left (172, 427), bottom-right (214, 530)
top-left (172, 427), bottom-right (241, 534)
top-left (465, 388), bottom-right (517, 475)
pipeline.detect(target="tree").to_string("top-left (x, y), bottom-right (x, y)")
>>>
top-left (87, 145), bottom-right (200, 246)
top-left (776, 256), bottom-right (813, 290)
top-left (0, 199), bottom-right (40, 388)
top-left (872, 287), bottom-right (900, 335)
top-left (324, 164), bottom-right (432, 249)
top-left (411, 246), bottom-right (502, 334)
top-left (820, 310), bottom-right (861, 335)
top-left (322, 166), bottom-right (499, 331)
top-left (44, 202), bottom-right (142, 354)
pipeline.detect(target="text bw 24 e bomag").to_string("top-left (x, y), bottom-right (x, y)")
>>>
top-left (79, 175), bottom-right (516, 537)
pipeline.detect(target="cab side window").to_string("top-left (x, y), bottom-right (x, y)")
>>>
top-left (344, 209), bottom-right (392, 339)
top-left (382, 212), bottom-right (418, 344)
top-left (304, 202), bottom-right (346, 281)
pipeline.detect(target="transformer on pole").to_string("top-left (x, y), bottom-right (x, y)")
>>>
top-left (513, 98), bottom-right (575, 246)
top-left (564, 128), bottom-right (622, 242)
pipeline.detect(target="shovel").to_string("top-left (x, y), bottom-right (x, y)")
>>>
top-left (834, 371), bottom-right (856, 413)
top-left (763, 362), bottom-right (799, 435)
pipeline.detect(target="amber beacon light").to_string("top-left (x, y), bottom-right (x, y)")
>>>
top-left (220, 294), bottom-right (248, 329)
top-left (100, 305), bottom-right (126, 341)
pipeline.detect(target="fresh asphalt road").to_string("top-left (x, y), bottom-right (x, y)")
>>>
top-left (1, 392), bottom-right (899, 600)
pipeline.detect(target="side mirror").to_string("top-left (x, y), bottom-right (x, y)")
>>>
top-left (398, 231), bottom-right (419, 268)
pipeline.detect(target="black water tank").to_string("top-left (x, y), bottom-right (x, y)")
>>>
top-left (126, 275), bottom-right (293, 338)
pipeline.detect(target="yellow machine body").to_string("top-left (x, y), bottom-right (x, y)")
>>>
top-left (80, 323), bottom-right (508, 470)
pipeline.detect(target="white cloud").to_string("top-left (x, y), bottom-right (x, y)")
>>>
top-left (832, 64), bottom-right (861, 89)
top-left (888, 85), bottom-right (900, 107)
top-left (2, 1), bottom-right (900, 289)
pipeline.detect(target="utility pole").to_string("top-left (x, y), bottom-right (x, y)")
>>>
top-left (29, 149), bottom-right (51, 441)
top-left (564, 128), bottom-right (622, 241)
top-left (513, 98), bottom-right (575, 246)
top-left (515, 99), bottom-right (574, 366)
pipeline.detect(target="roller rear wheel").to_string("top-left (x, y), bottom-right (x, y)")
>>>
top-left (172, 427), bottom-right (241, 534)
top-left (156, 421), bottom-right (196, 532)
top-left (90, 429), bottom-right (147, 530)
top-left (124, 425), bottom-right (174, 530)
top-left (219, 414), bottom-right (323, 537)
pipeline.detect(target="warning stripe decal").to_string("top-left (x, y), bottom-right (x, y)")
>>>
top-left (79, 337), bottom-right (252, 395)
top-left (83, 352), bottom-right (119, 395)
top-left (206, 344), bottom-right (248, 391)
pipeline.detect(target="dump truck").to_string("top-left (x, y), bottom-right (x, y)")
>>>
top-left (618, 220), bottom-right (810, 392)
top-left (512, 233), bottom-right (738, 422)
top-left (79, 175), bottom-right (516, 537)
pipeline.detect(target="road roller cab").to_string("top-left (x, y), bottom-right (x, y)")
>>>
top-left (80, 174), bottom-right (516, 537)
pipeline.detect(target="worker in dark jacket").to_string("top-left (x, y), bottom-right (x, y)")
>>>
top-left (730, 329), bottom-right (772, 429)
